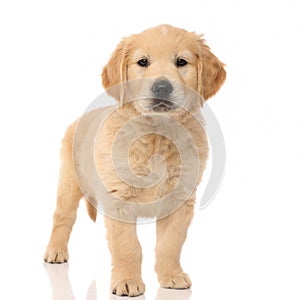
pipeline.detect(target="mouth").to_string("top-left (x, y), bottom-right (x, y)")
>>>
top-left (149, 99), bottom-right (177, 112)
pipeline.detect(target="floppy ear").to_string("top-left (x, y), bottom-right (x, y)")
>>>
top-left (197, 35), bottom-right (226, 100)
top-left (101, 39), bottom-right (128, 101)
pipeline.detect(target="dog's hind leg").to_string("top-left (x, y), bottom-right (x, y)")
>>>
top-left (44, 122), bottom-right (83, 263)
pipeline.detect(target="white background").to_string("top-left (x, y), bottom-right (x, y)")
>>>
top-left (1, 0), bottom-right (300, 299)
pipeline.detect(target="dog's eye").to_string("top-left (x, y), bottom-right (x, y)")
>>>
top-left (176, 58), bottom-right (188, 67)
top-left (137, 58), bottom-right (149, 67)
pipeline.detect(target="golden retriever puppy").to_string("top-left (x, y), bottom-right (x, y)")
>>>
top-left (44, 24), bottom-right (226, 296)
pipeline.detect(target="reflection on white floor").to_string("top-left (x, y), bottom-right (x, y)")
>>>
top-left (44, 264), bottom-right (75, 299)
top-left (44, 263), bottom-right (192, 300)
top-left (155, 287), bottom-right (192, 300)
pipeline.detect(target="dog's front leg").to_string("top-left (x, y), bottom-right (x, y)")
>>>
top-left (105, 217), bottom-right (145, 296)
top-left (155, 200), bottom-right (194, 289)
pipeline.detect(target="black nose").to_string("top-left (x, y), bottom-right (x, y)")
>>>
top-left (151, 79), bottom-right (173, 99)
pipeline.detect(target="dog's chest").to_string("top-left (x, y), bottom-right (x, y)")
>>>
top-left (95, 120), bottom-right (191, 198)
top-left (128, 133), bottom-right (180, 179)
top-left (93, 111), bottom-right (207, 205)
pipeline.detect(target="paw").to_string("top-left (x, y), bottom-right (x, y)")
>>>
top-left (111, 279), bottom-right (145, 296)
top-left (44, 249), bottom-right (69, 263)
top-left (158, 272), bottom-right (192, 289)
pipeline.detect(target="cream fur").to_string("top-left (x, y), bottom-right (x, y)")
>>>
top-left (44, 24), bottom-right (226, 297)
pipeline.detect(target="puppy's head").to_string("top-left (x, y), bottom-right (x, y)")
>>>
top-left (102, 24), bottom-right (226, 114)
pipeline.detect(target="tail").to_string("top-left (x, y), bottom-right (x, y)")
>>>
top-left (85, 200), bottom-right (97, 222)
